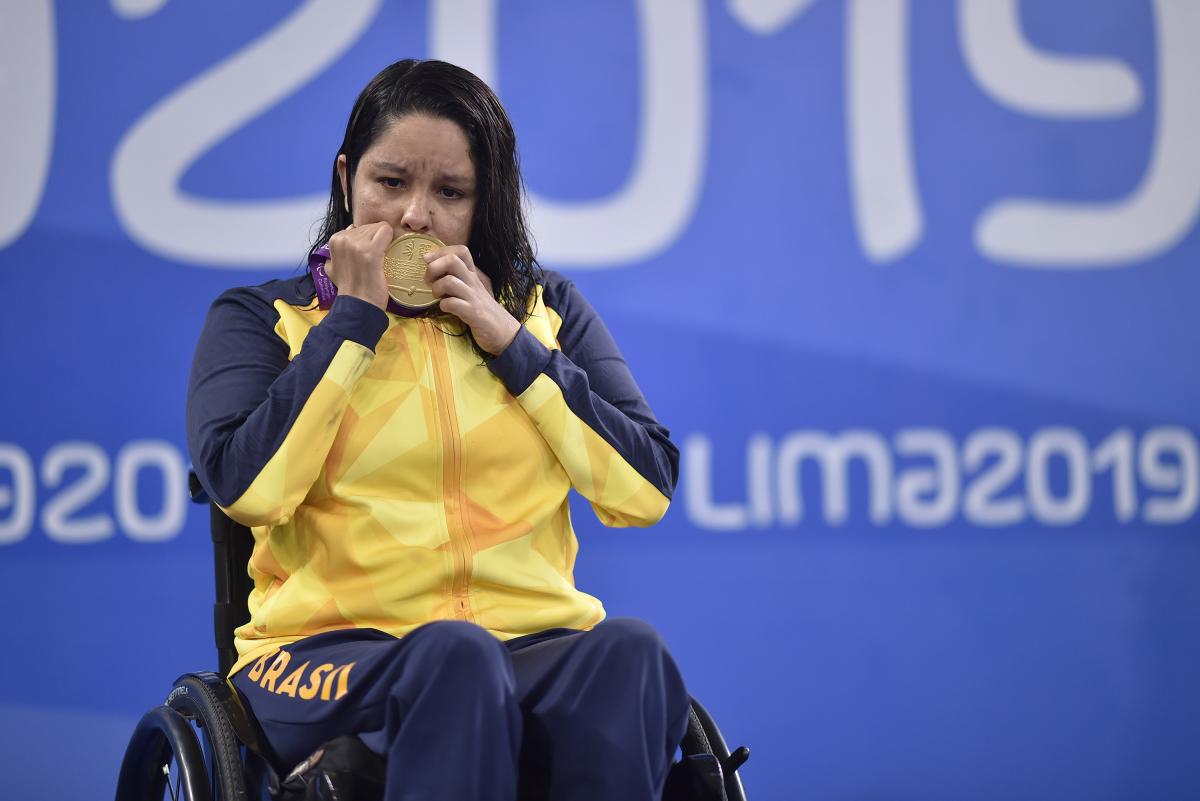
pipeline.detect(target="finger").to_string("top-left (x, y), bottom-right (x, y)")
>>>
top-left (426, 245), bottom-right (475, 271)
top-left (429, 273), bottom-right (473, 300)
top-left (343, 221), bottom-right (381, 241)
top-left (367, 221), bottom-right (393, 244)
top-left (424, 253), bottom-right (473, 284)
top-left (437, 296), bottom-right (470, 319)
top-left (422, 256), bottom-right (463, 281)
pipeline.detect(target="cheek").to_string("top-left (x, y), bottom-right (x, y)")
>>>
top-left (432, 203), bottom-right (475, 246)
top-left (350, 186), bottom-right (387, 224)
top-left (452, 202), bottom-right (476, 242)
top-left (456, 209), bottom-right (475, 240)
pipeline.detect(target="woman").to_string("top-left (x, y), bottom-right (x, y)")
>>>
top-left (186, 59), bottom-right (686, 801)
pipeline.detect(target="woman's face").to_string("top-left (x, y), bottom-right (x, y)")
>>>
top-left (338, 113), bottom-right (477, 246)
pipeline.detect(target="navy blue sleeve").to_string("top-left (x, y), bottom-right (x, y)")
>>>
top-left (488, 275), bottom-right (679, 499)
top-left (186, 288), bottom-right (388, 508)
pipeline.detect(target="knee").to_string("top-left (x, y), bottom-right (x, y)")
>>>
top-left (406, 621), bottom-right (512, 683)
top-left (593, 618), bottom-right (689, 714)
top-left (589, 617), bottom-right (671, 665)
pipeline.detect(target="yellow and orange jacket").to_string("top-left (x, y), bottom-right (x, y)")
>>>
top-left (186, 271), bottom-right (678, 675)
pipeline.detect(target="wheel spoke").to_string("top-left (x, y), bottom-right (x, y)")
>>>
top-left (161, 760), bottom-right (180, 801)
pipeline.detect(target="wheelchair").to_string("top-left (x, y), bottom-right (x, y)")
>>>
top-left (115, 488), bottom-right (750, 801)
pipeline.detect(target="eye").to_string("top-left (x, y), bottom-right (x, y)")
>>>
top-left (378, 177), bottom-right (403, 189)
top-left (439, 186), bottom-right (465, 199)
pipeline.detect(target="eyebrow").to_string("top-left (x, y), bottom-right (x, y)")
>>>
top-left (367, 160), bottom-right (475, 187)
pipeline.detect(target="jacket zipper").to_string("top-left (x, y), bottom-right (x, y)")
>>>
top-left (421, 320), bottom-right (476, 622)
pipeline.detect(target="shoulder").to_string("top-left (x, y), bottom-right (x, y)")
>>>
top-left (207, 274), bottom-right (316, 321)
top-left (531, 270), bottom-right (617, 354)
top-left (537, 270), bottom-right (592, 320)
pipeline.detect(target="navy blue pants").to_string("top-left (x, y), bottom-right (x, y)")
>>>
top-left (231, 618), bottom-right (690, 801)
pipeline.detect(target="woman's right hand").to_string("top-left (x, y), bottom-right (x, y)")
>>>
top-left (326, 222), bottom-right (393, 310)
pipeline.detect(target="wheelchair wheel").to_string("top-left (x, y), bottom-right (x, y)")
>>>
top-left (166, 674), bottom-right (250, 801)
top-left (679, 698), bottom-right (749, 801)
top-left (116, 673), bottom-right (250, 801)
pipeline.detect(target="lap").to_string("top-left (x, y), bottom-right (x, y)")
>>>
top-left (232, 618), bottom-right (683, 771)
top-left (233, 622), bottom-right (505, 766)
top-left (506, 618), bottom-right (677, 702)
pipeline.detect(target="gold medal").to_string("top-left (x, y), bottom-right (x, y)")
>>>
top-left (383, 232), bottom-right (443, 309)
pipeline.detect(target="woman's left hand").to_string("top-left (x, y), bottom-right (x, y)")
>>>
top-left (424, 245), bottom-right (521, 356)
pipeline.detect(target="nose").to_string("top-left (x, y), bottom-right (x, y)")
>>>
top-left (398, 191), bottom-right (433, 234)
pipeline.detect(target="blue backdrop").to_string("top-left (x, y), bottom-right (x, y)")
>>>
top-left (2, 1), bottom-right (1199, 799)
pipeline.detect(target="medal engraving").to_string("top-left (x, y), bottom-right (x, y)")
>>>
top-left (383, 233), bottom-right (442, 309)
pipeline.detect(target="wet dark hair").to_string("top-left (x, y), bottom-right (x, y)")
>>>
top-left (310, 59), bottom-right (540, 343)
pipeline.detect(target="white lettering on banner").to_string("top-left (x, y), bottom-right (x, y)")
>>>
top-left (3, 3), bottom-right (1195, 270)
top-left (42, 443), bottom-right (115, 544)
top-left (969, 0), bottom-right (1200, 268)
top-left (846, 0), bottom-right (922, 263)
top-left (726, 0), bottom-right (819, 36)
top-left (0, 441), bottom-right (188, 545)
top-left (0, 446), bottom-right (36, 545)
top-left (684, 435), bottom-right (750, 531)
top-left (737, 0), bottom-right (1200, 268)
top-left (108, 0), bottom-right (706, 268)
top-left (894, 428), bottom-right (958, 527)
top-left (1140, 427), bottom-right (1200, 523)
top-left (111, 0), bottom-right (169, 21)
top-left (776, 430), bottom-right (893, 525)
top-left (725, 0), bottom-right (927, 263)
top-left (1025, 427), bottom-right (1091, 525)
top-left (729, 0), bottom-right (927, 263)
top-left (959, 0), bottom-right (1142, 118)
top-left (684, 432), bottom-right (785, 531)
top-left (0, 0), bottom-right (55, 250)
top-left (684, 426), bottom-right (1200, 530)
top-left (431, 0), bottom-right (708, 266)
top-left (962, 428), bottom-right (1025, 526)
top-left (111, 0), bottom-right (382, 266)
top-left (747, 433), bottom-right (773, 527)
top-left (115, 441), bottom-right (188, 542)
top-left (1092, 428), bottom-right (1136, 523)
